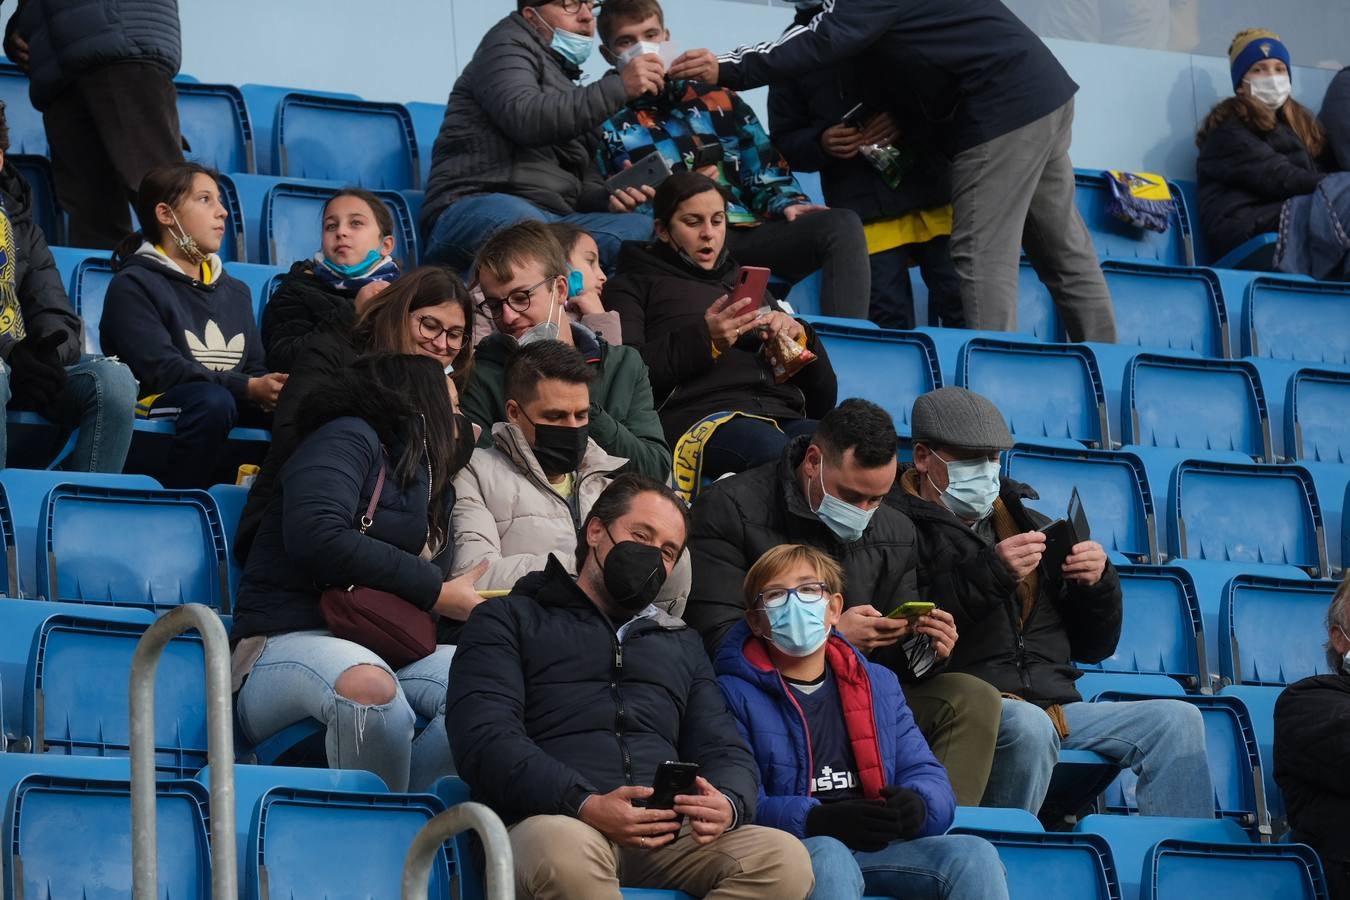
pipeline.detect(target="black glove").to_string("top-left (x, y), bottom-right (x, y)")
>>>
top-left (880, 785), bottom-right (927, 840)
top-left (804, 799), bottom-right (901, 853)
top-left (7, 331), bottom-right (69, 411)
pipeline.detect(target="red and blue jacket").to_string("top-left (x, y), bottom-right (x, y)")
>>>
top-left (714, 618), bottom-right (955, 839)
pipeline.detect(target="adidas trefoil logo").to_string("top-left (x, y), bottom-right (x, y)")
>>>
top-left (185, 320), bottom-right (245, 371)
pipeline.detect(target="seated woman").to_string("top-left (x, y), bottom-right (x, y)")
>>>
top-left (101, 162), bottom-right (287, 488)
top-left (231, 353), bottom-right (486, 792)
top-left (604, 172), bottom-right (836, 479)
top-left (1196, 29), bottom-right (1327, 262)
top-left (260, 187), bottom-right (401, 372)
top-left (543, 221), bottom-right (621, 344)
top-left (236, 266), bottom-right (476, 565)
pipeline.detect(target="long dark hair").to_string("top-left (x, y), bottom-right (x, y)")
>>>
top-left (352, 265), bottom-right (476, 391)
top-left (1196, 93), bottom-right (1326, 157)
top-left (298, 353), bottom-right (459, 549)
top-left (115, 161), bottom-right (221, 260)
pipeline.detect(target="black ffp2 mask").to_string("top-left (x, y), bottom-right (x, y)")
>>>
top-left (601, 531), bottom-right (668, 612)
top-left (530, 421), bottom-right (589, 477)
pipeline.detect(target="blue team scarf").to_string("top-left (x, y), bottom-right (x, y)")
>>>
top-left (312, 251), bottom-right (401, 293)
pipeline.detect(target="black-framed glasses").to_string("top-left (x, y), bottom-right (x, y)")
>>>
top-left (475, 276), bottom-right (553, 318)
top-left (756, 582), bottom-right (829, 609)
top-left (412, 314), bottom-right (467, 349)
top-left (550, 0), bottom-right (599, 12)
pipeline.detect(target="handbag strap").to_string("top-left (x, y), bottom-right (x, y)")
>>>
top-left (359, 463), bottom-right (387, 534)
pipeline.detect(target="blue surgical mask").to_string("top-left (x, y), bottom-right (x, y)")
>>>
top-left (763, 594), bottom-right (829, 657)
top-left (812, 461), bottom-right (874, 543)
top-left (547, 21), bottom-right (594, 67)
top-left (323, 248), bottom-right (383, 277)
top-left (928, 453), bottom-right (1001, 522)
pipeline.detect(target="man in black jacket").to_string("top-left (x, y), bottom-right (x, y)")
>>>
top-left (687, 398), bottom-right (1003, 807)
top-left (887, 386), bottom-right (1214, 817)
top-left (1274, 580), bottom-right (1350, 900)
top-left (1321, 67), bottom-right (1350, 172)
top-left (446, 473), bottom-right (812, 900)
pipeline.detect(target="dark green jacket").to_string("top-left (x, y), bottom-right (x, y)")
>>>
top-left (460, 324), bottom-right (671, 481)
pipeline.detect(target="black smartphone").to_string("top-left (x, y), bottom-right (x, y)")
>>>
top-left (1039, 487), bottom-right (1090, 578)
top-left (605, 153), bottom-right (673, 194)
top-left (841, 101), bottom-right (868, 129)
top-left (637, 761), bottom-right (700, 810)
top-left (689, 138), bottom-right (725, 169)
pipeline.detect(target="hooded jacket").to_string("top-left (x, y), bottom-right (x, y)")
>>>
top-left (101, 246), bottom-right (266, 401)
top-left (445, 555), bottom-right (760, 827)
top-left (460, 322), bottom-right (671, 480)
top-left (1274, 673), bottom-right (1350, 870)
top-left (0, 160), bottom-right (82, 363)
top-left (421, 12), bottom-right (630, 232)
top-left (259, 260), bottom-right (357, 372)
top-left (715, 619), bottom-right (954, 839)
top-left (884, 470), bottom-right (1122, 706)
top-left (686, 436), bottom-right (922, 679)
top-left (604, 240), bottom-right (837, 444)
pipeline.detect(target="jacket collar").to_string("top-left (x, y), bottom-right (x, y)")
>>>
top-left (529, 555), bottom-right (685, 633)
top-left (506, 10), bottom-right (584, 80)
top-left (777, 436), bottom-right (821, 523)
top-left (716, 618), bottom-right (870, 690)
top-left (131, 241), bottom-right (224, 284)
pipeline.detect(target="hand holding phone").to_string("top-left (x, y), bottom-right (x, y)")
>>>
top-left (633, 761), bottom-right (700, 814)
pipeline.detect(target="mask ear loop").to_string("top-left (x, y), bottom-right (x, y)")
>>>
top-left (167, 209), bottom-right (207, 265)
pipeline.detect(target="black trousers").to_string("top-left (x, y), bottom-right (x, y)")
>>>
top-left (43, 61), bottom-right (185, 249)
top-left (726, 208), bottom-right (870, 320)
top-left (866, 235), bottom-right (965, 330)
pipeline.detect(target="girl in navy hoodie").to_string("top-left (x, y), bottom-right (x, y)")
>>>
top-left (101, 162), bottom-right (286, 487)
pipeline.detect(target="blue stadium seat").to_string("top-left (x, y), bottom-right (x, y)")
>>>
top-left (1286, 368), bottom-right (1350, 463)
top-left (1070, 169), bottom-right (1194, 266)
top-left (1075, 814), bottom-right (1251, 900)
top-left (1167, 460), bottom-right (1327, 575)
top-left (809, 324), bottom-right (941, 438)
top-left (49, 245), bottom-right (98, 290)
top-left (0, 754), bottom-right (211, 900)
top-left (208, 483), bottom-right (248, 604)
top-left (1219, 574), bottom-right (1339, 687)
top-left (950, 806), bottom-right (1045, 832)
top-left (1073, 671), bottom-right (1188, 700)
top-left (1100, 261), bottom-right (1228, 357)
top-left (36, 483), bottom-right (230, 612)
top-left (1079, 564), bottom-right (1208, 691)
top-left (259, 179), bottom-right (418, 266)
top-left (1215, 233), bottom-right (1279, 270)
top-left (238, 83), bottom-right (362, 176)
top-left (1302, 462), bottom-right (1350, 575)
top-left (405, 100), bottom-right (444, 191)
top-left (228, 261), bottom-right (287, 324)
top-left (956, 338), bottom-right (1111, 448)
top-left (1241, 276), bottom-right (1350, 365)
top-left (213, 170), bottom-right (248, 264)
top-left (1217, 684), bottom-right (1288, 832)
top-left (275, 92), bottom-right (420, 190)
top-left (23, 611), bottom-right (209, 776)
top-left (12, 153), bottom-right (62, 244)
top-left (1122, 354), bottom-right (1272, 461)
top-left (943, 826), bottom-right (1121, 900)
top-left (1144, 839), bottom-right (1328, 900)
top-left (72, 256), bottom-right (116, 354)
top-left (1015, 262), bottom-right (1063, 340)
top-left (176, 81), bottom-right (256, 173)
top-left (0, 485), bottom-right (18, 598)
top-left (1003, 444), bottom-right (1157, 563)
top-left (0, 62), bottom-right (46, 156)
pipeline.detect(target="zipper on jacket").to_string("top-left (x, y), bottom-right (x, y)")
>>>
top-left (610, 633), bottom-right (634, 783)
top-left (777, 673), bottom-right (816, 796)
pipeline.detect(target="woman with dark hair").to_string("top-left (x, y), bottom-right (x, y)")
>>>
top-left (604, 172), bottom-right (837, 478)
top-left (101, 162), bottom-right (288, 487)
top-left (261, 187), bottom-right (401, 372)
top-left (1196, 29), bottom-right (1329, 261)
top-left (236, 265), bottom-right (477, 562)
top-left (231, 353), bottom-right (484, 792)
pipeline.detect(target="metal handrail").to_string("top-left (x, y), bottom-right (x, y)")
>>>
top-left (129, 603), bottom-right (238, 900)
top-left (401, 801), bottom-right (513, 900)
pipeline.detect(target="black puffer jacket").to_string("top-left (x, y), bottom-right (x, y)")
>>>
top-left (0, 161), bottom-right (82, 363)
top-left (885, 472), bottom-right (1122, 707)
top-left (444, 556), bottom-right (760, 827)
top-left (1196, 112), bottom-right (1325, 259)
top-left (687, 436), bottom-right (922, 677)
top-left (259, 261), bottom-right (357, 372)
top-left (7, 0), bottom-right (181, 110)
top-left (604, 240), bottom-right (837, 445)
top-left (1274, 674), bottom-right (1350, 878)
top-left (1323, 68), bottom-right (1350, 173)
top-left (420, 12), bottom-right (628, 232)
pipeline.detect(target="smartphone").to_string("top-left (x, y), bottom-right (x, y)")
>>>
top-left (690, 139), bottom-right (725, 170)
top-left (730, 266), bottom-right (771, 313)
top-left (605, 153), bottom-right (672, 195)
top-left (635, 761), bottom-right (700, 811)
top-left (1038, 487), bottom-right (1090, 578)
top-left (886, 601), bottom-right (935, 620)
top-left (841, 101), bottom-right (868, 129)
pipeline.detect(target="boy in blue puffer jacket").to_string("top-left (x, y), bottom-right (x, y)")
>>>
top-left (715, 543), bottom-right (1008, 900)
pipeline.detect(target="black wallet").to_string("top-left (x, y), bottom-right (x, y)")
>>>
top-left (1038, 487), bottom-right (1090, 579)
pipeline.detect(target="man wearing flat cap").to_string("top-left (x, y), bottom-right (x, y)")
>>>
top-left (887, 386), bottom-right (1215, 819)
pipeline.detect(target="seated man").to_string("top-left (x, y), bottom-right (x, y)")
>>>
top-left (594, 0), bottom-right (869, 320)
top-left (461, 221), bottom-right (671, 480)
top-left (716, 542), bottom-right (1009, 900)
top-left (887, 386), bottom-right (1214, 816)
top-left (446, 474), bottom-right (814, 900)
top-left (421, 0), bottom-right (662, 272)
top-left (688, 398), bottom-right (1003, 807)
top-left (452, 339), bottom-right (689, 613)
top-left (1274, 577), bottom-right (1350, 900)
top-left (1322, 65), bottom-right (1350, 171)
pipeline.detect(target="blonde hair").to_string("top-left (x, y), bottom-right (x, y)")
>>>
top-left (742, 544), bottom-right (844, 609)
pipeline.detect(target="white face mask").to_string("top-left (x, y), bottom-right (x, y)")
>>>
top-left (1245, 73), bottom-right (1292, 110)
top-left (617, 39), bottom-right (678, 68)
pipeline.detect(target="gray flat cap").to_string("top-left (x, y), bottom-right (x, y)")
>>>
top-left (911, 387), bottom-right (1014, 451)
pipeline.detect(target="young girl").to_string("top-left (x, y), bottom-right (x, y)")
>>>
top-left (101, 162), bottom-right (286, 488)
top-left (544, 221), bottom-right (621, 344)
top-left (1196, 29), bottom-right (1327, 261)
top-left (261, 188), bottom-right (400, 371)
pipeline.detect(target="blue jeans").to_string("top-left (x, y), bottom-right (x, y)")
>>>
top-left (0, 355), bottom-right (137, 471)
top-left (423, 192), bottom-right (653, 273)
top-left (982, 697), bottom-right (1214, 817)
top-left (804, 834), bottom-right (1009, 900)
top-left (701, 417), bottom-right (818, 479)
top-left (236, 630), bottom-right (456, 792)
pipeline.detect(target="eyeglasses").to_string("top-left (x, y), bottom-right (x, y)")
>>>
top-left (756, 582), bottom-right (829, 609)
top-left (549, 0), bottom-right (599, 12)
top-left (475, 276), bottom-right (553, 318)
top-left (413, 314), bottom-right (467, 349)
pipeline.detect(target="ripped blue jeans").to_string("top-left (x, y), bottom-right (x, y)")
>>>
top-left (235, 630), bottom-right (455, 792)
